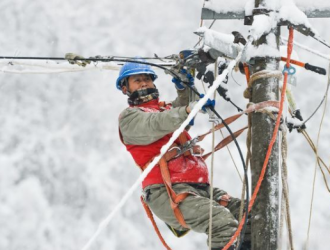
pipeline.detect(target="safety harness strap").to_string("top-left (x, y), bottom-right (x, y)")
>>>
top-left (202, 126), bottom-right (248, 160)
top-left (159, 157), bottom-right (190, 228)
top-left (198, 100), bottom-right (279, 142)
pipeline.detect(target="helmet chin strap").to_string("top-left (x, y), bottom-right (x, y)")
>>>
top-left (121, 78), bottom-right (132, 97)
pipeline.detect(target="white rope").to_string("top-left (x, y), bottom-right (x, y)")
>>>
top-left (208, 59), bottom-right (218, 250)
top-left (304, 52), bottom-right (330, 250)
top-left (280, 127), bottom-right (295, 250)
top-left (80, 56), bottom-right (240, 250)
top-left (281, 36), bottom-right (330, 61)
top-left (0, 60), bottom-right (120, 74)
top-left (208, 116), bottom-right (216, 250)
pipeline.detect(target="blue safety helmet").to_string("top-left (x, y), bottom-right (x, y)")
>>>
top-left (116, 59), bottom-right (158, 90)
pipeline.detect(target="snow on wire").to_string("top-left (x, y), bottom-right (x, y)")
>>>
top-left (0, 60), bottom-right (120, 74)
top-left (281, 36), bottom-right (330, 61)
top-left (80, 56), bottom-right (241, 250)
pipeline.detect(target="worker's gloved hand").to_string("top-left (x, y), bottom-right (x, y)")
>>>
top-left (200, 94), bottom-right (216, 113)
top-left (186, 97), bottom-right (215, 114)
top-left (172, 69), bottom-right (194, 90)
top-left (65, 53), bottom-right (91, 67)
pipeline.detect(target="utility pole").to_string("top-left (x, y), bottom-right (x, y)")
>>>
top-left (201, 1), bottom-right (330, 250)
top-left (250, 0), bottom-right (280, 249)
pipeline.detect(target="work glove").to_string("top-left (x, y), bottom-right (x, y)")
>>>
top-left (172, 69), bottom-right (194, 90)
top-left (200, 94), bottom-right (216, 113)
top-left (65, 53), bottom-right (91, 67)
top-left (187, 95), bottom-right (216, 114)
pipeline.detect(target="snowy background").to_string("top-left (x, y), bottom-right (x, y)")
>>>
top-left (0, 0), bottom-right (330, 250)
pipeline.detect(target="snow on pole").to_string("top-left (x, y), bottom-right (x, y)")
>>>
top-left (195, 27), bottom-right (241, 59)
top-left (80, 56), bottom-right (240, 250)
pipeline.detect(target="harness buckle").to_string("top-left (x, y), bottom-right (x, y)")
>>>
top-left (178, 138), bottom-right (199, 157)
top-left (169, 138), bottom-right (202, 159)
top-left (168, 146), bottom-right (182, 158)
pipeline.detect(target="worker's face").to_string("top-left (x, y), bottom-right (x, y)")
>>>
top-left (122, 74), bottom-right (154, 94)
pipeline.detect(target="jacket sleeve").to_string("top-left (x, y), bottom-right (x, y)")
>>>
top-left (171, 87), bottom-right (200, 108)
top-left (119, 106), bottom-right (188, 145)
top-left (171, 88), bottom-right (190, 108)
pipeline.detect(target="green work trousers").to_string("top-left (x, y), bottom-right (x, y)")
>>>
top-left (143, 183), bottom-right (250, 249)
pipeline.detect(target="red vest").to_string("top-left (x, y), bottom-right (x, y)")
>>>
top-left (119, 99), bottom-right (209, 188)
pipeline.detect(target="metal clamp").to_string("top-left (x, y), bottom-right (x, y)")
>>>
top-left (205, 107), bottom-right (220, 124)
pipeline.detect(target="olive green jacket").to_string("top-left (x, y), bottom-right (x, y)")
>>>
top-left (119, 88), bottom-right (191, 145)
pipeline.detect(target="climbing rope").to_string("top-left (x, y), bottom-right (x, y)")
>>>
top-left (237, 103), bottom-right (252, 247)
top-left (279, 123), bottom-right (294, 250)
top-left (301, 131), bottom-right (330, 192)
top-left (304, 57), bottom-right (330, 250)
top-left (238, 70), bottom-right (253, 237)
top-left (222, 27), bottom-right (295, 250)
top-left (219, 129), bottom-right (243, 182)
top-left (243, 70), bottom-right (283, 99)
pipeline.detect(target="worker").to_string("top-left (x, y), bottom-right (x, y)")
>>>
top-left (117, 59), bottom-right (250, 250)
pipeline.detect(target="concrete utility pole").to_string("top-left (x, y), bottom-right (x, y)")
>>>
top-left (201, 1), bottom-right (330, 250)
top-left (250, 0), bottom-right (280, 249)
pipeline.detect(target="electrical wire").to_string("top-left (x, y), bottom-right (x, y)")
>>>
top-left (231, 67), bottom-right (242, 86)
top-left (0, 55), bottom-right (170, 61)
top-left (281, 37), bottom-right (330, 61)
top-left (299, 78), bottom-right (330, 128)
top-left (209, 107), bottom-right (249, 250)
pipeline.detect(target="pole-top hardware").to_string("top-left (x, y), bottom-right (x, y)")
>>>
top-left (202, 8), bottom-right (330, 21)
top-left (244, 8), bottom-right (276, 25)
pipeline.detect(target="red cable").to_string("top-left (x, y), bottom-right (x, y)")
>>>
top-left (222, 28), bottom-right (294, 250)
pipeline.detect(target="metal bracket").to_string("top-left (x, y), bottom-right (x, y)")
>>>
top-left (278, 21), bottom-right (315, 36)
top-left (201, 7), bottom-right (330, 24)
top-left (244, 8), bottom-right (276, 26)
top-left (205, 108), bottom-right (220, 124)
